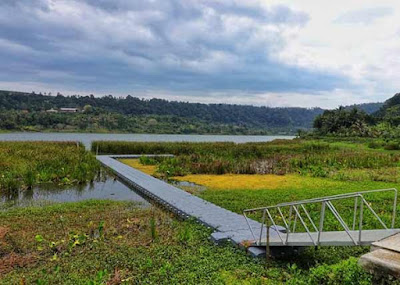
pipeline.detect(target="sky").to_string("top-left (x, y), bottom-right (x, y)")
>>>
top-left (0, 0), bottom-right (399, 108)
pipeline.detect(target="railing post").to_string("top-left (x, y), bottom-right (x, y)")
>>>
top-left (286, 206), bottom-right (292, 244)
top-left (352, 196), bottom-right (358, 230)
top-left (317, 201), bottom-right (326, 245)
top-left (292, 206), bottom-right (298, 233)
top-left (259, 209), bottom-right (266, 245)
top-left (266, 219), bottom-right (270, 262)
top-left (287, 205), bottom-right (293, 233)
top-left (392, 189), bottom-right (398, 229)
top-left (358, 198), bottom-right (364, 244)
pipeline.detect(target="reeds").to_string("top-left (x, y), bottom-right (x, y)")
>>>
top-left (0, 141), bottom-right (100, 192)
top-left (95, 140), bottom-right (400, 178)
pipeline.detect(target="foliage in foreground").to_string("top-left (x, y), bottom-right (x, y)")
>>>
top-left (0, 142), bottom-right (99, 193)
top-left (0, 200), bottom-right (373, 284)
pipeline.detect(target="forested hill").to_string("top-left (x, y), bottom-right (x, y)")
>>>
top-left (344, 102), bottom-right (383, 114)
top-left (373, 93), bottom-right (400, 118)
top-left (0, 90), bottom-right (382, 134)
top-left (0, 90), bottom-right (324, 129)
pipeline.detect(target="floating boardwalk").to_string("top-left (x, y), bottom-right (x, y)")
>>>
top-left (97, 155), bottom-right (276, 256)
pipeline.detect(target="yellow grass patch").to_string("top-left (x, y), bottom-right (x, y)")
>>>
top-left (119, 159), bottom-right (157, 175)
top-left (119, 158), bottom-right (347, 191)
top-left (172, 173), bottom-right (342, 191)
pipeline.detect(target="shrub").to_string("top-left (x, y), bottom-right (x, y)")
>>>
top-left (304, 257), bottom-right (371, 285)
top-left (384, 141), bottom-right (400, 150)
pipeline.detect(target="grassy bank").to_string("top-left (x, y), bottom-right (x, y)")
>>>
top-left (0, 142), bottom-right (99, 192)
top-left (0, 200), bottom-right (373, 284)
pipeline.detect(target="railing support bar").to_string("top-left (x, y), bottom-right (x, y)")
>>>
top-left (361, 197), bottom-right (388, 229)
top-left (293, 205), bottom-right (316, 245)
top-left (266, 209), bottom-right (285, 244)
top-left (277, 207), bottom-right (289, 230)
top-left (326, 201), bottom-right (358, 245)
top-left (301, 204), bottom-right (318, 232)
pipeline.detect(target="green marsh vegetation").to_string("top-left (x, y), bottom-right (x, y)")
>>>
top-left (0, 200), bottom-right (375, 284)
top-left (0, 142), bottom-right (99, 194)
top-left (94, 139), bottom-right (400, 182)
top-left (98, 140), bottom-right (400, 225)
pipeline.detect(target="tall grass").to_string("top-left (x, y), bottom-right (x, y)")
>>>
top-left (0, 141), bottom-right (100, 192)
top-left (94, 140), bottom-right (400, 178)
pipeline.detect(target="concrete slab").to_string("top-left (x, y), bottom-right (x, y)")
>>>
top-left (359, 249), bottom-right (400, 279)
top-left (372, 233), bottom-right (400, 253)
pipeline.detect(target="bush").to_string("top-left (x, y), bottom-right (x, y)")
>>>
top-left (384, 141), bottom-right (400, 150)
top-left (368, 141), bottom-right (384, 149)
top-left (291, 257), bottom-right (372, 285)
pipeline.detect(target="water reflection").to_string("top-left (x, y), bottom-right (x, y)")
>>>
top-left (1, 172), bottom-right (150, 207)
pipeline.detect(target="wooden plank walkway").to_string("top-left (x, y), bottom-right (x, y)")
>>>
top-left (97, 155), bottom-right (279, 255)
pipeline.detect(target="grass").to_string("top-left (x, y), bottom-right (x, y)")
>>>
top-left (0, 142), bottom-right (99, 193)
top-left (0, 200), bottom-right (375, 284)
top-left (96, 140), bottom-right (400, 180)
top-left (197, 176), bottom-right (399, 230)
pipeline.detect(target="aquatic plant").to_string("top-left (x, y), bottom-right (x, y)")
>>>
top-left (0, 141), bottom-right (100, 193)
top-left (111, 140), bottom-right (400, 179)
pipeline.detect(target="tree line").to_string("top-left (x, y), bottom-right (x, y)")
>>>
top-left (0, 90), bottom-right (383, 134)
top-left (310, 93), bottom-right (400, 138)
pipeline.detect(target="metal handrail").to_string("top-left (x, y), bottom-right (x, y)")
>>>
top-left (243, 188), bottom-right (398, 246)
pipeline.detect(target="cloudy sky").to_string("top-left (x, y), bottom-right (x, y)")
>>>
top-left (1, 0), bottom-right (399, 108)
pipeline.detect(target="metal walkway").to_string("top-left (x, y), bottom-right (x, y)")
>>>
top-left (244, 189), bottom-right (399, 247)
top-left (96, 155), bottom-right (279, 255)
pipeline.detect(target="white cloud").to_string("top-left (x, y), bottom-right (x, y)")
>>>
top-left (270, 0), bottom-right (400, 105)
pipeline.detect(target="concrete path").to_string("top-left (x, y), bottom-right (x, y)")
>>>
top-left (97, 155), bottom-right (277, 256)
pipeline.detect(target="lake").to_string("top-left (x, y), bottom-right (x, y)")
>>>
top-left (0, 132), bottom-right (294, 149)
top-left (1, 174), bottom-right (150, 208)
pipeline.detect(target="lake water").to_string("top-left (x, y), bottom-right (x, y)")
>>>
top-left (0, 132), bottom-right (294, 149)
top-left (1, 175), bottom-right (150, 208)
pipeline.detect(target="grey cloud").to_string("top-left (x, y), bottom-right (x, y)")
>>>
top-left (0, 0), bottom-right (350, 96)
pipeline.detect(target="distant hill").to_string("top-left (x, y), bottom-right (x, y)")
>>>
top-left (0, 90), bottom-right (386, 134)
top-left (344, 102), bottom-right (383, 114)
top-left (0, 90), bottom-right (324, 132)
top-left (373, 93), bottom-right (400, 118)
